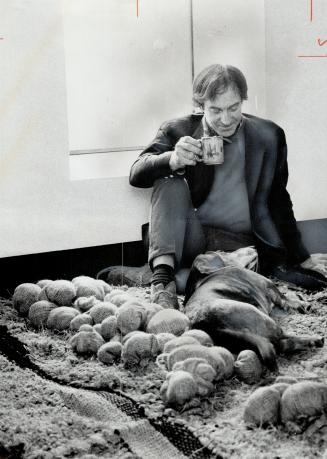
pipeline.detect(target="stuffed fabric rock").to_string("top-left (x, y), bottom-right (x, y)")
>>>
top-left (13, 283), bottom-right (42, 315)
top-left (72, 276), bottom-right (105, 300)
top-left (155, 333), bottom-right (176, 353)
top-left (172, 357), bottom-right (216, 397)
top-left (42, 280), bottom-right (76, 306)
top-left (88, 302), bottom-right (117, 324)
top-left (105, 289), bottom-right (125, 301)
top-left (47, 307), bottom-right (79, 331)
top-left (69, 313), bottom-right (94, 331)
top-left (280, 381), bottom-right (327, 425)
top-left (95, 279), bottom-right (111, 295)
top-left (234, 350), bottom-right (263, 384)
top-left (70, 329), bottom-right (105, 355)
top-left (160, 371), bottom-right (197, 409)
top-left (122, 332), bottom-right (159, 368)
top-left (101, 316), bottom-right (118, 341)
top-left (110, 293), bottom-right (134, 308)
top-left (146, 309), bottom-right (190, 336)
top-left (116, 301), bottom-right (148, 335)
top-left (122, 330), bottom-right (145, 344)
top-left (28, 300), bottom-right (57, 328)
top-left (36, 279), bottom-right (52, 289)
top-left (98, 342), bottom-right (122, 364)
top-left (158, 344), bottom-right (226, 380)
top-left (244, 386), bottom-right (282, 427)
top-left (93, 324), bottom-right (102, 335)
top-left (163, 336), bottom-right (200, 354)
top-left (74, 296), bottom-right (99, 313)
top-left (213, 347), bottom-right (235, 379)
top-left (182, 329), bottom-right (213, 347)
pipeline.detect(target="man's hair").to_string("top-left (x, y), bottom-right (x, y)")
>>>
top-left (192, 64), bottom-right (248, 109)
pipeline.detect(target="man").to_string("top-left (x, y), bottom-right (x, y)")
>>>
top-left (129, 64), bottom-right (327, 308)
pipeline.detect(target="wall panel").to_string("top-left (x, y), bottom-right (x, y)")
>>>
top-left (265, 0), bottom-right (327, 220)
top-left (63, 0), bottom-right (193, 151)
top-left (192, 0), bottom-right (266, 117)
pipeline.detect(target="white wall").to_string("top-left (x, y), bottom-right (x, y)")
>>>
top-left (63, 0), bottom-right (193, 151)
top-left (67, 0), bottom-right (266, 181)
top-left (265, 0), bottom-right (327, 220)
top-left (0, 0), bottom-right (266, 257)
top-left (193, 0), bottom-right (266, 117)
top-left (0, 0), bottom-right (150, 258)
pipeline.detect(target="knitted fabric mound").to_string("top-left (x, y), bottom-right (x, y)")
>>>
top-left (72, 276), bottom-right (105, 300)
top-left (234, 350), bottom-right (263, 384)
top-left (147, 310), bottom-right (190, 336)
top-left (122, 333), bottom-right (159, 368)
top-left (88, 302), bottom-right (117, 324)
top-left (13, 283), bottom-right (42, 315)
top-left (243, 386), bottom-right (281, 427)
top-left (280, 381), bottom-right (327, 424)
top-left (97, 342), bottom-right (122, 364)
top-left (70, 329), bottom-right (105, 355)
top-left (69, 313), bottom-right (93, 331)
top-left (43, 280), bottom-right (76, 306)
top-left (47, 307), bottom-right (79, 330)
top-left (28, 300), bottom-right (57, 328)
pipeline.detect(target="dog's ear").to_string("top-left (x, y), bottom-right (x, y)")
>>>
top-left (184, 252), bottom-right (227, 305)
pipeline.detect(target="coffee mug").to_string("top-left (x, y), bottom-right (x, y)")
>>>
top-left (201, 136), bottom-right (224, 165)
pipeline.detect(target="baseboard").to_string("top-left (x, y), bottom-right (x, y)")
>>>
top-left (0, 241), bottom-right (146, 298)
top-left (1, 218), bottom-right (326, 298)
top-left (297, 218), bottom-right (327, 253)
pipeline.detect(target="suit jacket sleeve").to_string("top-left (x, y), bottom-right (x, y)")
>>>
top-left (129, 122), bottom-right (179, 188)
top-left (268, 129), bottom-right (310, 264)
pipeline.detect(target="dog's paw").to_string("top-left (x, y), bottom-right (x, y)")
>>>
top-left (279, 335), bottom-right (324, 353)
top-left (308, 336), bottom-right (324, 348)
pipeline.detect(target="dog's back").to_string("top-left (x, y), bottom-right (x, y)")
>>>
top-left (184, 267), bottom-right (284, 369)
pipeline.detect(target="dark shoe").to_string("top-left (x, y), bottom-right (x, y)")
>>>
top-left (270, 264), bottom-right (327, 291)
top-left (96, 264), bottom-right (152, 287)
top-left (150, 281), bottom-right (179, 309)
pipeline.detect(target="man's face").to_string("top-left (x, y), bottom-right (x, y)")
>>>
top-left (203, 86), bottom-right (243, 137)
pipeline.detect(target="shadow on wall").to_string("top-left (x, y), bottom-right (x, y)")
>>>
top-left (298, 219), bottom-right (327, 254)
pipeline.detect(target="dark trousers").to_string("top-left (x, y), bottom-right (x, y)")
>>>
top-left (148, 176), bottom-right (254, 270)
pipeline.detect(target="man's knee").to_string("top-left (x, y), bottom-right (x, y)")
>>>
top-left (152, 175), bottom-right (191, 201)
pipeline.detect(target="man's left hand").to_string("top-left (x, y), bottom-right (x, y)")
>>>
top-left (300, 253), bottom-right (327, 277)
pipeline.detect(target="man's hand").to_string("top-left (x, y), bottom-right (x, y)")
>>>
top-left (300, 253), bottom-right (327, 277)
top-left (169, 136), bottom-right (203, 171)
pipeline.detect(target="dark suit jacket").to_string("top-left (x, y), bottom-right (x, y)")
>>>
top-left (129, 113), bottom-right (309, 268)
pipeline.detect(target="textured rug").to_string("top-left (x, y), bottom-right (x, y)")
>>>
top-left (1, 281), bottom-right (327, 458)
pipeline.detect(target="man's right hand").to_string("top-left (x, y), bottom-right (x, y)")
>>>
top-left (169, 136), bottom-right (203, 171)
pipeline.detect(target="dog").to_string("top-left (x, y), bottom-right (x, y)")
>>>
top-left (183, 249), bottom-right (324, 370)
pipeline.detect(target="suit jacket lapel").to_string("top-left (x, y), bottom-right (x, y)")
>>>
top-left (191, 116), bottom-right (204, 139)
top-left (243, 115), bottom-right (266, 203)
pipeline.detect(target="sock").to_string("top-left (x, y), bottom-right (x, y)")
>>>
top-left (151, 264), bottom-right (175, 287)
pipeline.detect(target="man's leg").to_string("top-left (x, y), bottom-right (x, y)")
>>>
top-left (149, 176), bottom-right (206, 307)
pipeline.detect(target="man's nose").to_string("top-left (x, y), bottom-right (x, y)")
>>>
top-left (220, 111), bottom-right (231, 125)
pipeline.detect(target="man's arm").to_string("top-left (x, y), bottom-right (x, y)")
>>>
top-left (268, 128), bottom-right (310, 265)
top-left (129, 121), bottom-right (202, 188)
top-left (129, 124), bottom-right (175, 188)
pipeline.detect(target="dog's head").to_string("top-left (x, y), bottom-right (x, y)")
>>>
top-left (184, 252), bottom-right (226, 304)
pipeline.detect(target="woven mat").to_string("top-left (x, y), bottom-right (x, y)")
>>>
top-left (59, 387), bottom-right (189, 459)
